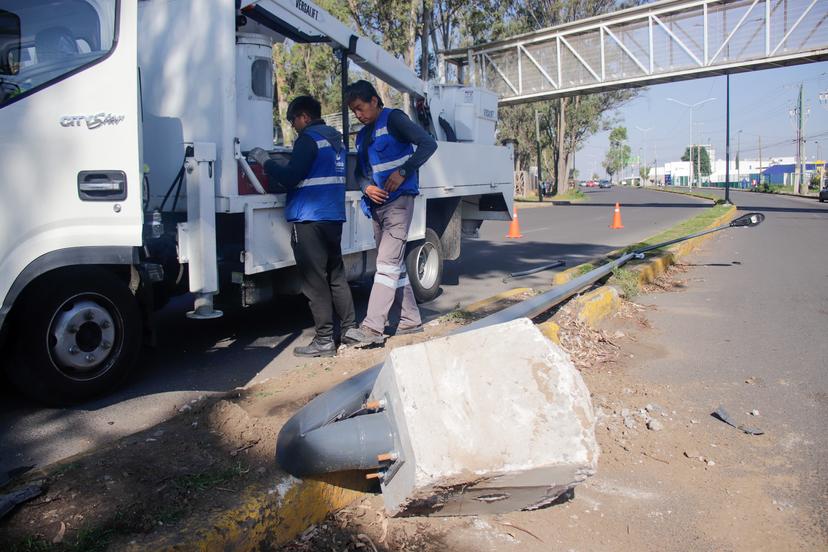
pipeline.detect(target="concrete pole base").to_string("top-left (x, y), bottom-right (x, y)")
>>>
top-left (370, 318), bottom-right (599, 516)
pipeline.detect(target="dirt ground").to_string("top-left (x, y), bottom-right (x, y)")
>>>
top-left (0, 271), bottom-right (823, 551)
top-left (276, 266), bottom-right (826, 552)
top-left (0, 295), bottom-right (543, 551)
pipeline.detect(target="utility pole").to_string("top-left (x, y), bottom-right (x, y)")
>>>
top-left (535, 109), bottom-right (543, 202)
top-left (791, 83), bottom-right (808, 194)
top-left (654, 143), bottom-right (658, 186)
top-left (635, 126), bottom-right (652, 187)
top-left (799, 83), bottom-right (807, 194)
top-left (758, 135), bottom-right (763, 186)
top-left (736, 129), bottom-right (742, 186)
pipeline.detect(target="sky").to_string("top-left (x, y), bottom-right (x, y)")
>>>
top-left (574, 61), bottom-right (828, 179)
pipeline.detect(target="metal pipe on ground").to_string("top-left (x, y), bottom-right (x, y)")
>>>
top-left (275, 212), bottom-right (765, 477)
top-left (502, 259), bottom-right (565, 282)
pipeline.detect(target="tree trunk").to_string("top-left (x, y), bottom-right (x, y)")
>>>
top-left (401, 0), bottom-right (422, 117)
top-left (420, 1), bottom-right (432, 80)
top-left (555, 97), bottom-right (569, 195)
top-left (272, 45), bottom-right (291, 145)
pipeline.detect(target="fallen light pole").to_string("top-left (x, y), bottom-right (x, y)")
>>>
top-left (276, 212), bottom-right (764, 515)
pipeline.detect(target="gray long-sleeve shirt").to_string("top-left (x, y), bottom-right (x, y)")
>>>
top-left (355, 109), bottom-right (437, 185)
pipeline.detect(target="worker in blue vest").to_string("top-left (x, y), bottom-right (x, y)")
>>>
top-left (249, 96), bottom-right (356, 357)
top-left (341, 80), bottom-right (437, 347)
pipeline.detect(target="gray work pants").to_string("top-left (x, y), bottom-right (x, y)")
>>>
top-left (362, 195), bottom-right (422, 333)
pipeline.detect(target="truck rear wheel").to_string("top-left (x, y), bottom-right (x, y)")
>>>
top-left (406, 228), bottom-right (444, 303)
top-left (6, 268), bottom-right (142, 405)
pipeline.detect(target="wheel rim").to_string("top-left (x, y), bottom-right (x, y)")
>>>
top-left (47, 294), bottom-right (123, 382)
top-left (416, 242), bottom-right (439, 290)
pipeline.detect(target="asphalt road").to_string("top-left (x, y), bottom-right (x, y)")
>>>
top-left (634, 189), bottom-right (828, 532)
top-left (0, 186), bottom-right (711, 475)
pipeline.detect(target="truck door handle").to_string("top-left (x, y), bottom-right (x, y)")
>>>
top-left (78, 170), bottom-right (127, 201)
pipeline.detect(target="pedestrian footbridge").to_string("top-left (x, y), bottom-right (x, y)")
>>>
top-left (441, 0), bottom-right (828, 104)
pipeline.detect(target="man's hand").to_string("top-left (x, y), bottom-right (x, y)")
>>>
top-left (248, 147), bottom-right (270, 167)
top-left (365, 184), bottom-right (389, 204)
top-left (384, 170), bottom-right (405, 193)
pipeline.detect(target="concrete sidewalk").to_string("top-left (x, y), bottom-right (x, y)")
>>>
top-left (634, 191), bottom-right (828, 540)
top-left (277, 191), bottom-right (827, 551)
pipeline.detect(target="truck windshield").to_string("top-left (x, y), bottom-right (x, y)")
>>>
top-left (0, 0), bottom-right (117, 108)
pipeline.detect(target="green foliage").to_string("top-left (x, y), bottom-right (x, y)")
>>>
top-left (440, 309), bottom-right (474, 323)
top-left (639, 165), bottom-right (651, 181)
top-left (681, 146), bottom-right (712, 177)
top-left (610, 267), bottom-right (640, 298)
top-left (603, 126), bottom-right (631, 181)
top-left (173, 462), bottom-right (249, 493)
top-left (576, 263), bottom-right (596, 275)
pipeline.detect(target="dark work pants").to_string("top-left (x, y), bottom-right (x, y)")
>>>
top-left (290, 221), bottom-right (356, 341)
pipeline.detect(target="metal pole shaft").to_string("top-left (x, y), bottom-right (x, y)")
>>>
top-left (340, 50), bottom-right (350, 152)
top-left (725, 74), bottom-right (731, 204)
top-left (535, 110), bottom-right (543, 201)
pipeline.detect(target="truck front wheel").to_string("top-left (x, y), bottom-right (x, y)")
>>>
top-left (6, 268), bottom-right (142, 405)
top-left (406, 228), bottom-right (444, 303)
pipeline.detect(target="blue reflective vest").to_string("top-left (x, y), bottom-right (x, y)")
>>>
top-left (356, 108), bottom-right (419, 217)
top-left (285, 126), bottom-right (346, 223)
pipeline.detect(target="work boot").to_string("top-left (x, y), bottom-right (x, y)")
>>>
top-left (293, 337), bottom-right (336, 358)
top-left (342, 325), bottom-right (386, 348)
top-left (391, 324), bottom-right (423, 336)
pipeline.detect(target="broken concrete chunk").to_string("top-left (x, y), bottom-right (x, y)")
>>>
top-left (372, 318), bottom-right (598, 516)
top-left (647, 419), bottom-right (664, 431)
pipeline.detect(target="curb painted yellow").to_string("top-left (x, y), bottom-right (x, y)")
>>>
top-left (146, 206), bottom-right (737, 551)
top-left (552, 264), bottom-right (592, 286)
top-left (538, 320), bottom-right (561, 344)
top-left (565, 205), bottom-right (737, 327)
top-left (143, 473), bottom-right (369, 551)
top-left (573, 287), bottom-right (621, 327)
top-left (463, 287), bottom-right (533, 314)
top-left (637, 205), bottom-right (737, 285)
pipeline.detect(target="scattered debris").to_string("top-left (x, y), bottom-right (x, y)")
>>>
top-left (647, 419), bottom-right (664, 431)
top-left (711, 406), bottom-right (764, 436)
top-left (52, 521), bottom-right (66, 544)
top-left (749, 409), bottom-right (760, 417)
top-left (496, 519), bottom-right (544, 542)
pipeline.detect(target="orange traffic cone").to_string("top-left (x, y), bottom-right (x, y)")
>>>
top-left (609, 202), bottom-right (624, 229)
top-left (506, 207), bottom-right (523, 238)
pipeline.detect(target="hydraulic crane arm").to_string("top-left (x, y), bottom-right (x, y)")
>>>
top-left (241, 0), bottom-right (426, 99)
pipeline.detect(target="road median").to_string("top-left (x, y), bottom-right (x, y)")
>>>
top-left (0, 203), bottom-right (737, 552)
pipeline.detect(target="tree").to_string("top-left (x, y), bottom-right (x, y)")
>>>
top-left (603, 126), bottom-right (631, 184)
top-left (639, 164), bottom-right (651, 182)
top-left (681, 146), bottom-right (712, 179)
top-left (488, 1), bottom-right (640, 195)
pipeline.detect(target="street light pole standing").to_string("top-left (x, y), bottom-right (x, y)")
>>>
top-left (667, 97), bottom-right (716, 188)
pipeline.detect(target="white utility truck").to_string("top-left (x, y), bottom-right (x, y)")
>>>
top-left (0, 0), bottom-right (514, 403)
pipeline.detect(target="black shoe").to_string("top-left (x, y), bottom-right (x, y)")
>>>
top-left (293, 338), bottom-right (336, 358)
top-left (342, 325), bottom-right (386, 347)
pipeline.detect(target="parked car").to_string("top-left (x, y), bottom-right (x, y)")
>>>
top-left (819, 185), bottom-right (828, 202)
top-left (598, 179), bottom-right (611, 188)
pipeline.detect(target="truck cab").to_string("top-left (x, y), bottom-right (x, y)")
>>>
top-left (0, 0), bottom-right (514, 405)
top-left (0, 0), bottom-right (143, 404)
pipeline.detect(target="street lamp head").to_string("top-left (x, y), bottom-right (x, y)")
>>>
top-left (667, 97), bottom-right (716, 109)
